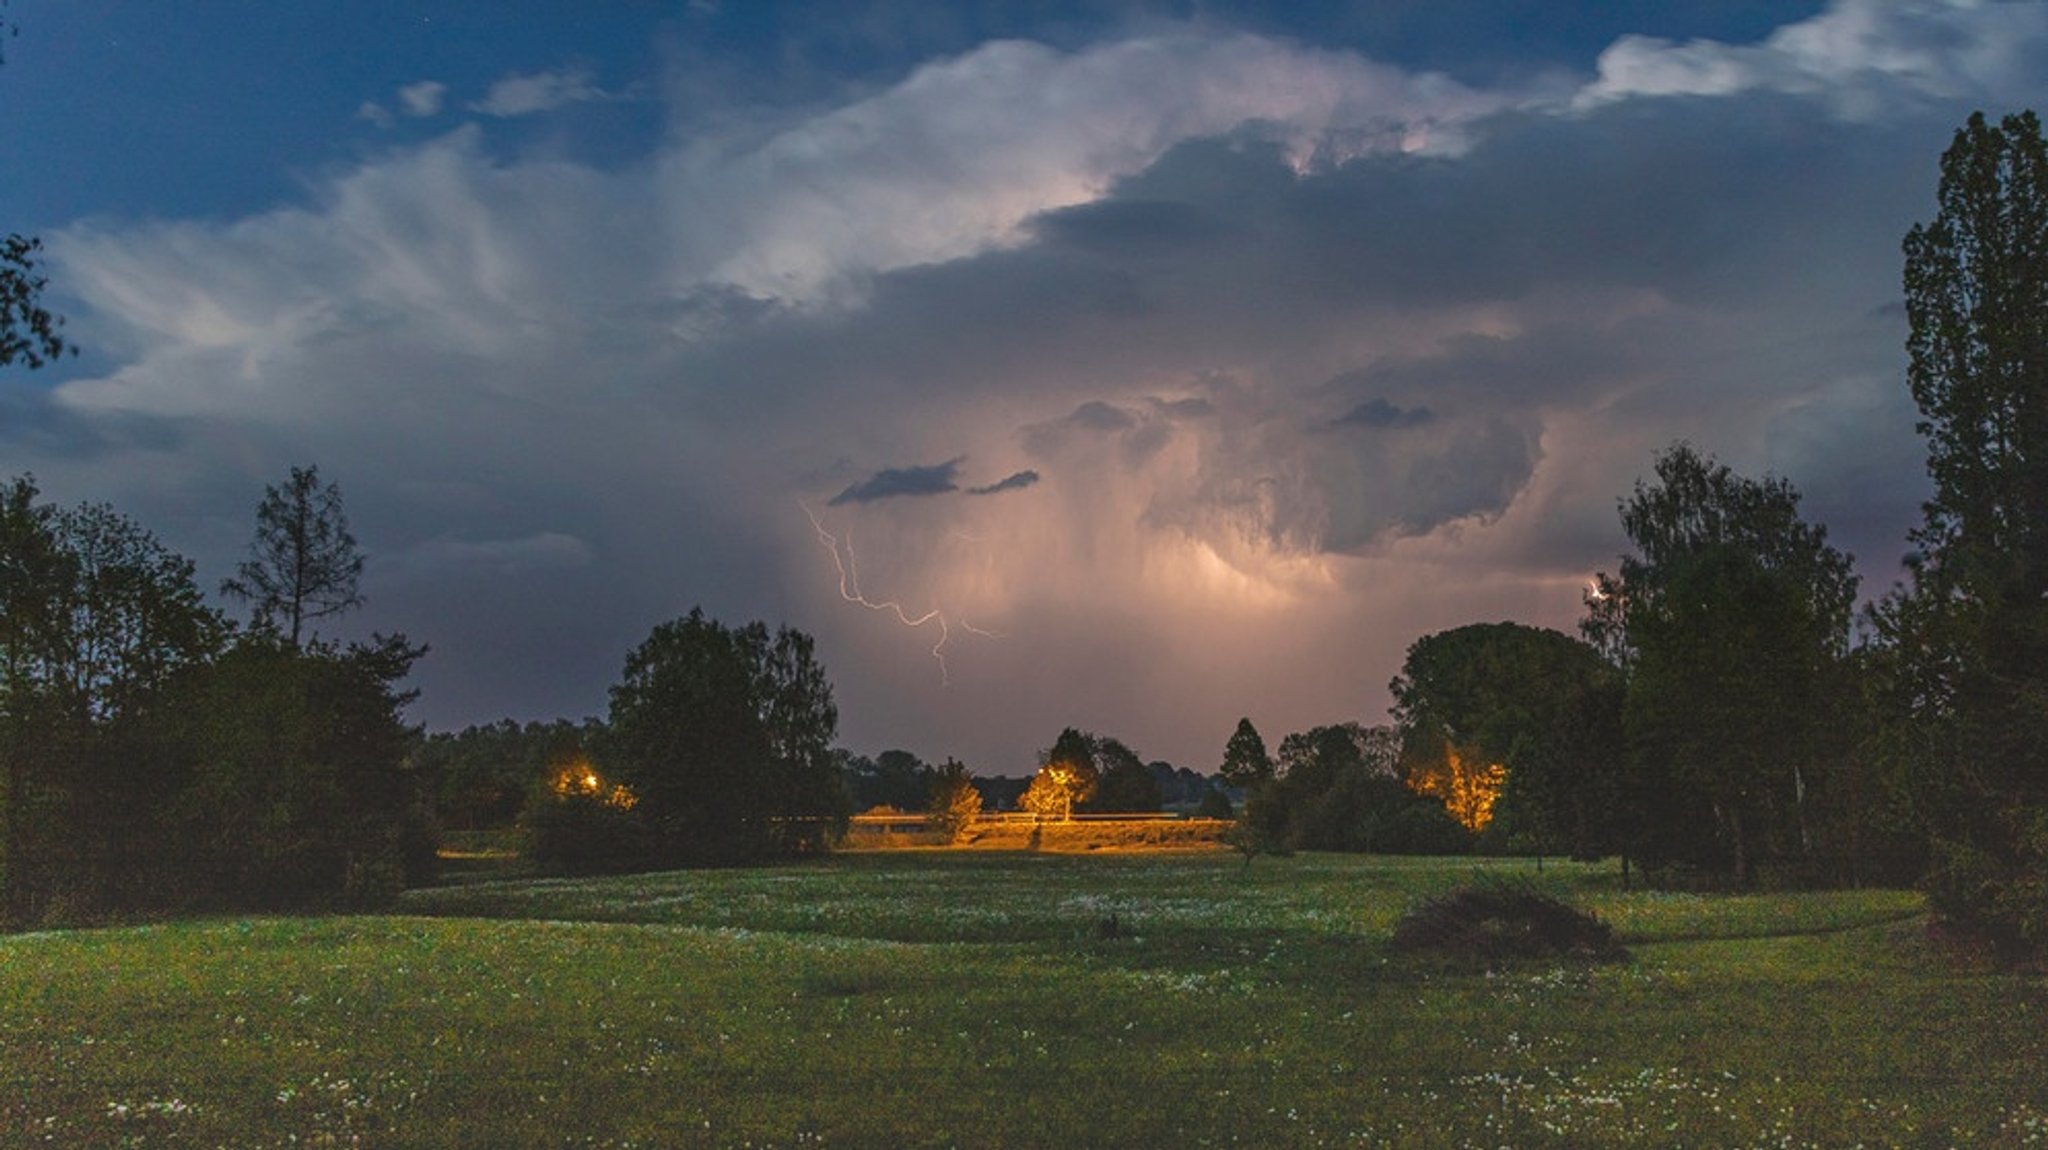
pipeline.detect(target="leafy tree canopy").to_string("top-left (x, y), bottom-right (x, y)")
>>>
top-left (1885, 108), bottom-right (2048, 952)
top-left (608, 607), bottom-right (844, 865)
top-left (1598, 445), bottom-right (1858, 886)
top-left (1584, 443), bottom-right (1856, 667)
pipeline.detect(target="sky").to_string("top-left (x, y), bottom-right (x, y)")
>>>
top-left (3, 1), bottom-right (2044, 774)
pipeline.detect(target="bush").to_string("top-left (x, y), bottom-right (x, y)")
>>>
top-left (1364, 800), bottom-right (1474, 855)
top-left (1225, 788), bottom-right (1293, 865)
top-left (1390, 881), bottom-right (1626, 964)
top-left (1925, 815), bottom-right (2048, 962)
top-left (397, 801), bottom-right (442, 888)
top-left (526, 791), bottom-right (652, 876)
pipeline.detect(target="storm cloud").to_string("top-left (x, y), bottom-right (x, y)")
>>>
top-left (8, 1), bottom-right (2039, 769)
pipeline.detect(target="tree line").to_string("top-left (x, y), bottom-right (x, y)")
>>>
top-left (2, 110), bottom-right (2043, 956)
top-left (1265, 111), bottom-right (2045, 958)
top-left (0, 467), bottom-right (430, 924)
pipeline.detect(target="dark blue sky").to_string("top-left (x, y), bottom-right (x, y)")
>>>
top-left (1, 1), bottom-right (2036, 770)
top-left (5, 1), bottom-right (1820, 229)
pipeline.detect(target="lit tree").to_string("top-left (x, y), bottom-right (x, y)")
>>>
top-left (927, 758), bottom-right (982, 843)
top-left (1020, 727), bottom-right (1100, 822)
top-left (222, 465), bottom-right (365, 648)
top-left (1020, 763), bottom-right (1091, 822)
top-left (1404, 747), bottom-right (1505, 835)
top-left (1390, 622), bottom-right (1628, 859)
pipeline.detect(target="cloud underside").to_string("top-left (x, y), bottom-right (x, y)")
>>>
top-left (23, 0), bottom-right (2040, 765)
top-left (830, 459), bottom-right (963, 505)
top-left (830, 459), bottom-right (1041, 504)
top-left (967, 470), bottom-right (1039, 496)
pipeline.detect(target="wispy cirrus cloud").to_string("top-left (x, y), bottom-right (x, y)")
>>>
top-left (470, 66), bottom-right (609, 117)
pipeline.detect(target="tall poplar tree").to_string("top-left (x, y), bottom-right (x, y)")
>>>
top-left (1881, 110), bottom-right (2048, 952)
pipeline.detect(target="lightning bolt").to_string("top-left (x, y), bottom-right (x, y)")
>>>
top-left (800, 501), bottom-right (1003, 684)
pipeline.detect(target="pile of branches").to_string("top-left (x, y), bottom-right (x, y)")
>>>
top-left (1390, 882), bottom-right (1627, 964)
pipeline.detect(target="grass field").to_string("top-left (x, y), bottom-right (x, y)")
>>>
top-left (2, 852), bottom-right (2044, 1148)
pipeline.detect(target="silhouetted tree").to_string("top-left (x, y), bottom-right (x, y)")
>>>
top-left (608, 608), bottom-right (846, 865)
top-left (1268, 722), bottom-right (1458, 853)
top-left (1223, 790), bottom-right (1293, 865)
top-left (1876, 109), bottom-right (2048, 951)
top-left (0, 234), bottom-right (70, 370)
top-left (1087, 738), bottom-right (1162, 813)
top-left (1, 477), bottom-right (427, 921)
top-left (1195, 788), bottom-right (1235, 820)
top-left (128, 632), bottom-right (428, 910)
top-left (0, 478), bottom-right (227, 923)
top-left (1148, 761), bottom-right (1212, 809)
top-left (845, 748), bottom-right (934, 811)
top-left (222, 465), bottom-right (364, 648)
top-left (1595, 445), bottom-right (1858, 887)
top-left (1219, 717), bottom-right (1274, 790)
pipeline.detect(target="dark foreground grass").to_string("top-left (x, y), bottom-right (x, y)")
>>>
top-left (2, 853), bottom-right (2044, 1148)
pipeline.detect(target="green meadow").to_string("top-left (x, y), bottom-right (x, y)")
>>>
top-left (3, 853), bottom-right (2044, 1148)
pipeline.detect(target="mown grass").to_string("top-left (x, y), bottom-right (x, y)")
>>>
top-left (2, 853), bottom-right (2043, 1148)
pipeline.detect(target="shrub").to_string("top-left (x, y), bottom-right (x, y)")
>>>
top-left (1364, 800), bottom-right (1474, 855)
top-left (1224, 788), bottom-right (1293, 866)
top-left (397, 801), bottom-right (442, 889)
top-left (526, 789), bottom-right (651, 876)
top-left (1390, 881), bottom-right (1626, 964)
top-left (1925, 817), bottom-right (2048, 963)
